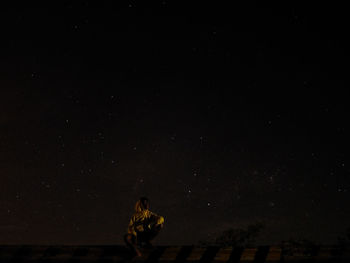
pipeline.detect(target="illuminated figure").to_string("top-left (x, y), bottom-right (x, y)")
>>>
top-left (124, 197), bottom-right (164, 257)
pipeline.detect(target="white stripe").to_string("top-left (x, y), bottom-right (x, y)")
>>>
top-left (214, 247), bottom-right (232, 262)
top-left (240, 248), bottom-right (257, 262)
top-left (186, 247), bottom-right (207, 261)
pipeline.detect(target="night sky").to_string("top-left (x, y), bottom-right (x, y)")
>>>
top-left (1, 2), bottom-right (349, 246)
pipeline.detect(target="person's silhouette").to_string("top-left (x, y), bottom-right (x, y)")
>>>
top-left (124, 197), bottom-right (164, 257)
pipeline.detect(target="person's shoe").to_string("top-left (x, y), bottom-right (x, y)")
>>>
top-left (135, 248), bottom-right (142, 257)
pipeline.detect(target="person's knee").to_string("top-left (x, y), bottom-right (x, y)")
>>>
top-left (148, 225), bottom-right (162, 240)
top-left (124, 234), bottom-right (134, 244)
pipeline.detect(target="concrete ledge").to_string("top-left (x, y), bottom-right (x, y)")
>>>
top-left (0, 245), bottom-right (349, 262)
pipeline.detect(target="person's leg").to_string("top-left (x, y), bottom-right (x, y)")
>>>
top-left (141, 224), bottom-right (163, 247)
top-left (124, 234), bottom-right (142, 257)
top-left (136, 231), bottom-right (150, 248)
top-left (148, 224), bottom-right (162, 240)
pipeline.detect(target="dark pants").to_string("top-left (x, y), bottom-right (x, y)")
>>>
top-left (124, 224), bottom-right (162, 249)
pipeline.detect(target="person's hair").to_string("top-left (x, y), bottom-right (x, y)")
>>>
top-left (140, 197), bottom-right (149, 210)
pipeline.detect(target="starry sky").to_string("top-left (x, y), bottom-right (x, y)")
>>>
top-left (1, 2), bottom-right (349, 246)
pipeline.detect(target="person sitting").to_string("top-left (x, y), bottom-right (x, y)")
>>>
top-left (124, 197), bottom-right (164, 257)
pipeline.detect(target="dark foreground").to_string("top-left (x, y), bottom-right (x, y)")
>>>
top-left (0, 245), bottom-right (349, 262)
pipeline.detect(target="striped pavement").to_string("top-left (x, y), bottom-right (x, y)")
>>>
top-left (0, 245), bottom-right (349, 262)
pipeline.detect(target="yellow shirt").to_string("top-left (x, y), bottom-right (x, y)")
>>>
top-left (127, 200), bottom-right (164, 236)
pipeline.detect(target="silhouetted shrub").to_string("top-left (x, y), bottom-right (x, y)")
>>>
top-left (280, 238), bottom-right (319, 256)
top-left (198, 222), bottom-right (265, 248)
top-left (337, 227), bottom-right (350, 249)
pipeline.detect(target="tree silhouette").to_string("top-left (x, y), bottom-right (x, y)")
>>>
top-left (337, 227), bottom-right (350, 249)
top-left (198, 222), bottom-right (265, 247)
top-left (280, 238), bottom-right (319, 256)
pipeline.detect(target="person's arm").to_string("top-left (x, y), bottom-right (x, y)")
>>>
top-left (150, 212), bottom-right (164, 227)
top-left (127, 216), bottom-right (137, 236)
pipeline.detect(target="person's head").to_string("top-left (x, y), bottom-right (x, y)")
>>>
top-left (134, 196), bottom-right (150, 212)
top-left (140, 196), bottom-right (150, 210)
